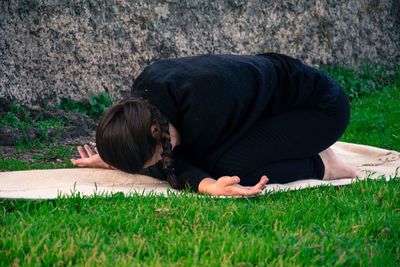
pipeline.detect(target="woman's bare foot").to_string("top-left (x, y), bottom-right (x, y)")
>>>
top-left (318, 147), bottom-right (359, 180)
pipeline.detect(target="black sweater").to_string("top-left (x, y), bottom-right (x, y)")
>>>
top-left (131, 53), bottom-right (338, 191)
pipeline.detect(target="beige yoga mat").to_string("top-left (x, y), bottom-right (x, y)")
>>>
top-left (0, 141), bottom-right (399, 199)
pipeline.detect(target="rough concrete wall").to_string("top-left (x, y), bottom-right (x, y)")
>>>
top-left (0, 0), bottom-right (399, 106)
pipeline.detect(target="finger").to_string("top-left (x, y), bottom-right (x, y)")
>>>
top-left (84, 144), bottom-right (94, 157)
top-left (230, 185), bottom-right (262, 196)
top-left (254, 175), bottom-right (269, 190)
top-left (94, 147), bottom-right (99, 154)
top-left (219, 176), bottom-right (240, 186)
top-left (71, 158), bottom-right (83, 166)
top-left (72, 160), bottom-right (90, 168)
top-left (77, 146), bottom-right (87, 159)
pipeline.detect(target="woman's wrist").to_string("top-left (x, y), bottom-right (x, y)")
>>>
top-left (93, 154), bottom-right (113, 169)
top-left (198, 177), bottom-right (217, 194)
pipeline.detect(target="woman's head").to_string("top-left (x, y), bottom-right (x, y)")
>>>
top-left (95, 96), bottom-right (182, 189)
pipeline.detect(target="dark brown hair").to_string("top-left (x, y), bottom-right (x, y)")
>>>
top-left (95, 96), bottom-right (182, 189)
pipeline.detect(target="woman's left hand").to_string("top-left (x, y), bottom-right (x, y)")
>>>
top-left (198, 175), bottom-right (269, 196)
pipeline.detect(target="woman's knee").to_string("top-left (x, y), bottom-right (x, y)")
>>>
top-left (319, 87), bottom-right (350, 145)
top-left (331, 88), bottom-right (350, 134)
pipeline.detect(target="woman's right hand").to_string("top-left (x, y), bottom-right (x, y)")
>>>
top-left (70, 144), bottom-right (113, 169)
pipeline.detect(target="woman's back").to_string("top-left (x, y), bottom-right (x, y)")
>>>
top-left (131, 53), bottom-right (337, 173)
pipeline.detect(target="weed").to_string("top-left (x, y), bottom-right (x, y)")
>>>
top-left (0, 103), bottom-right (70, 146)
top-left (0, 103), bottom-right (70, 129)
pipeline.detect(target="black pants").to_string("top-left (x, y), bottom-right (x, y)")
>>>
top-left (213, 83), bottom-right (350, 186)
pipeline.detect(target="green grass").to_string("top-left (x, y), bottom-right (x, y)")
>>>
top-left (339, 86), bottom-right (400, 151)
top-left (1, 65), bottom-right (399, 265)
top-left (321, 63), bottom-right (399, 99)
top-left (0, 179), bottom-right (399, 266)
top-left (0, 145), bottom-right (73, 171)
top-left (0, 158), bottom-right (71, 171)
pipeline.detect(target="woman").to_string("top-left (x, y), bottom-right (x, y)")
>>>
top-left (71, 53), bottom-right (359, 196)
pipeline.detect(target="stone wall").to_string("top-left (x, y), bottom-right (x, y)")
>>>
top-left (0, 0), bottom-right (399, 106)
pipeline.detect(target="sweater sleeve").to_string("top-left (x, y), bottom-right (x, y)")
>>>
top-left (172, 151), bottom-right (211, 192)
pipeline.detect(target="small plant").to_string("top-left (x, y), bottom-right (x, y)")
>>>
top-left (57, 92), bottom-right (113, 118)
top-left (35, 117), bottom-right (69, 129)
top-left (87, 92), bottom-right (113, 117)
top-left (32, 144), bottom-right (73, 161)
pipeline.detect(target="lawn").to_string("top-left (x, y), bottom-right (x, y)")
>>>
top-left (0, 65), bottom-right (399, 266)
top-left (339, 87), bottom-right (400, 151)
